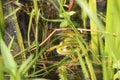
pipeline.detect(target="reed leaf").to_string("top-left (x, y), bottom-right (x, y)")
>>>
top-left (89, 0), bottom-right (99, 58)
top-left (0, 56), bottom-right (4, 80)
top-left (28, 10), bottom-right (35, 46)
top-left (76, 49), bottom-right (90, 79)
top-left (1, 39), bottom-right (17, 76)
top-left (13, 13), bottom-right (26, 61)
top-left (75, 0), bottom-right (104, 31)
top-left (0, 0), bottom-right (5, 35)
top-left (105, 0), bottom-right (120, 80)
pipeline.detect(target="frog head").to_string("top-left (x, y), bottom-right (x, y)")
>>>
top-left (56, 44), bottom-right (73, 55)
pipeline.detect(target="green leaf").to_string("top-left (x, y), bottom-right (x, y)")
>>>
top-left (5, 8), bottom-right (21, 19)
top-left (113, 60), bottom-right (120, 69)
top-left (113, 70), bottom-right (120, 80)
top-left (19, 54), bottom-right (34, 74)
top-left (0, 39), bottom-right (17, 74)
top-left (0, 56), bottom-right (4, 80)
top-left (59, 11), bottom-right (76, 18)
top-left (60, 20), bottom-right (69, 27)
top-left (8, 36), bottom-right (14, 49)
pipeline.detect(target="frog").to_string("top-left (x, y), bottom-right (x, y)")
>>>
top-left (46, 30), bottom-right (80, 55)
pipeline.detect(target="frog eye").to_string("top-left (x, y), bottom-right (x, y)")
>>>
top-left (56, 45), bottom-right (72, 55)
top-left (65, 46), bottom-right (71, 50)
top-left (60, 46), bottom-right (71, 52)
top-left (61, 46), bottom-right (71, 51)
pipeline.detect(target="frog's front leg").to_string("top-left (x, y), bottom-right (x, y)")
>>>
top-left (46, 45), bottom-right (58, 53)
top-left (46, 41), bottom-right (72, 55)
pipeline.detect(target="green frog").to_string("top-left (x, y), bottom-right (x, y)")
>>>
top-left (46, 30), bottom-right (81, 55)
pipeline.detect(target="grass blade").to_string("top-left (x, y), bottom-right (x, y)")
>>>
top-left (0, 39), bottom-right (17, 74)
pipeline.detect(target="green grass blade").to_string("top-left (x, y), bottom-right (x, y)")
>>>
top-left (105, 0), bottom-right (120, 80)
top-left (0, 56), bottom-right (4, 80)
top-left (75, 0), bottom-right (105, 31)
top-left (81, 0), bottom-right (88, 28)
top-left (0, 1), bottom-right (5, 79)
top-left (19, 54), bottom-right (34, 74)
top-left (0, 0), bottom-right (5, 35)
top-left (76, 50), bottom-right (90, 79)
top-left (0, 39), bottom-right (17, 74)
top-left (89, 0), bottom-right (99, 60)
top-left (8, 36), bottom-right (14, 49)
top-left (39, 12), bottom-right (63, 22)
top-left (13, 13), bottom-right (26, 60)
top-left (4, 8), bottom-right (21, 20)
top-left (28, 10), bottom-right (35, 46)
